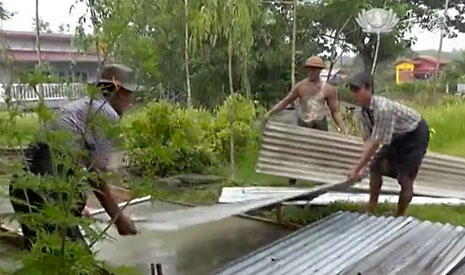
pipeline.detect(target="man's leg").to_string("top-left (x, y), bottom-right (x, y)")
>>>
top-left (396, 177), bottom-right (414, 217)
top-left (395, 159), bottom-right (422, 216)
top-left (367, 148), bottom-right (396, 213)
top-left (368, 158), bottom-right (384, 213)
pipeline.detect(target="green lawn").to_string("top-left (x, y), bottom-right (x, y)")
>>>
top-left (272, 202), bottom-right (465, 227)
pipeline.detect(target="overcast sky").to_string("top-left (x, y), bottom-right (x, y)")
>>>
top-left (2, 0), bottom-right (465, 52)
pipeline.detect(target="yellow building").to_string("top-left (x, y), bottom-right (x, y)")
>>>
top-left (395, 60), bottom-right (415, 84)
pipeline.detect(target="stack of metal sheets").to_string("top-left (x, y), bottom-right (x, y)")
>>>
top-left (216, 211), bottom-right (465, 275)
top-left (258, 122), bottom-right (465, 199)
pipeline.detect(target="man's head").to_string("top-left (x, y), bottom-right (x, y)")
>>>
top-left (347, 71), bottom-right (373, 107)
top-left (304, 56), bottom-right (325, 82)
top-left (97, 64), bottom-right (136, 115)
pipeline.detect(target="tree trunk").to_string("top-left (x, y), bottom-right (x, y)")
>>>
top-left (291, 0), bottom-right (297, 89)
top-left (243, 60), bottom-right (251, 98)
top-left (228, 34), bottom-right (234, 95)
top-left (184, 0), bottom-right (192, 106)
top-left (227, 33), bottom-right (235, 179)
top-left (35, 0), bottom-right (42, 66)
top-left (87, 0), bottom-right (103, 81)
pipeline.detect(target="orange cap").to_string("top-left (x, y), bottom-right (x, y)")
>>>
top-left (304, 56), bottom-right (326, 69)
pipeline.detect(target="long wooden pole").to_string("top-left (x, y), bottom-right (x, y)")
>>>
top-left (291, 0), bottom-right (297, 89)
top-left (35, 0), bottom-right (42, 66)
top-left (184, 0), bottom-right (192, 106)
top-left (435, 0), bottom-right (449, 79)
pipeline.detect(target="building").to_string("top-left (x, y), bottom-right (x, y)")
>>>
top-left (0, 30), bottom-right (99, 83)
top-left (395, 55), bottom-right (449, 84)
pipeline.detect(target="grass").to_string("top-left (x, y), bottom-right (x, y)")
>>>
top-left (0, 112), bottom-right (39, 146)
top-left (417, 101), bottom-right (465, 157)
top-left (270, 202), bottom-right (465, 227)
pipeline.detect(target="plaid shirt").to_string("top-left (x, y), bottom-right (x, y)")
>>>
top-left (356, 95), bottom-right (421, 144)
top-left (55, 98), bottom-right (119, 172)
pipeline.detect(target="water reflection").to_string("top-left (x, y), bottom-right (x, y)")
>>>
top-left (93, 201), bottom-right (290, 275)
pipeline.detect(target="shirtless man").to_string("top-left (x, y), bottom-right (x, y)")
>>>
top-left (263, 56), bottom-right (347, 184)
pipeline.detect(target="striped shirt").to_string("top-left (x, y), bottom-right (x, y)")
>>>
top-left (54, 98), bottom-right (119, 172)
top-left (357, 95), bottom-right (421, 144)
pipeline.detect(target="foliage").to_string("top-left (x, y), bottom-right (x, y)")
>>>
top-left (416, 97), bottom-right (465, 157)
top-left (212, 94), bottom-right (257, 161)
top-left (0, 69), bottom-right (149, 274)
top-left (124, 101), bottom-right (216, 176)
top-left (124, 94), bottom-right (257, 175)
top-left (408, 0), bottom-right (465, 37)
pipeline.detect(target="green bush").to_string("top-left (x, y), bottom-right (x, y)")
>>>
top-left (124, 101), bottom-right (216, 176)
top-left (212, 94), bottom-right (257, 161)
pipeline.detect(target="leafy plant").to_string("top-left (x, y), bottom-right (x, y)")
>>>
top-left (212, 94), bottom-right (257, 161)
top-left (124, 101), bottom-right (216, 176)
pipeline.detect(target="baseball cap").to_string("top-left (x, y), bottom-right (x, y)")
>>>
top-left (346, 71), bottom-right (372, 89)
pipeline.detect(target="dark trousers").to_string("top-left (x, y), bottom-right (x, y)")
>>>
top-left (9, 143), bottom-right (87, 250)
top-left (289, 117), bottom-right (328, 185)
top-left (370, 119), bottom-right (430, 185)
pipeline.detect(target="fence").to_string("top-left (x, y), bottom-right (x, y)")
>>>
top-left (0, 83), bottom-right (85, 103)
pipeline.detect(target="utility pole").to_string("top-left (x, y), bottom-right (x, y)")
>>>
top-left (435, 0), bottom-right (449, 79)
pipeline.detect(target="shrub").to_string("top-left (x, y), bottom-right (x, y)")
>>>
top-left (124, 101), bottom-right (216, 176)
top-left (212, 94), bottom-right (257, 161)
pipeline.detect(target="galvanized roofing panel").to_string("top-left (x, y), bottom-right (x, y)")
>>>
top-left (218, 188), bottom-right (465, 205)
top-left (123, 180), bottom-right (356, 231)
top-left (258, 122), bottom-right (465, 199)
top-left (215, 212), bottom-right (465, 275)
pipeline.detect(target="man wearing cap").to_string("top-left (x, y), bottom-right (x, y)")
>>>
top-left (346, 72), bottom-right (430, 216)
top-left (9, 64), bottom-right (137, 250)
top-left (263, 56), bottom-right (347, 184)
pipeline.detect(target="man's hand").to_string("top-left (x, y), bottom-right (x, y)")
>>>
top-left (347, 166), bottom-right (363, 182)
top-left (115, 214), bottom-right (137, 235)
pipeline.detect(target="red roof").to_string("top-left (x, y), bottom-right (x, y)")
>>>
top-left (396, 55), bottom-right (449, 66)
top-left (413, 55), bottom-right (449, 65)
top-left (7, 50), bottom-right (99, 63)
top-left (1, 30), bottom-right (73, 42)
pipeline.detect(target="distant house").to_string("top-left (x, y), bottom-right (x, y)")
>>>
top-left (395, 56), bottom-right (449, 84)
top-left (0, 30), bottom-right (99, 83)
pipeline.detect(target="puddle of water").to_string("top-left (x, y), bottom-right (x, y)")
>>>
top-left (93, 201), bottom-right (290, 275)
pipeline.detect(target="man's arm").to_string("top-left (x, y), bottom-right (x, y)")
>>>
top-left (325, 84), bottom-right (347, 134)
top-left (352, 138), bottom-right (380, 174)
top-left (264, 87), bottom-right (299, 120)
top-left (348, 107), bottom-right (394, 181)
top-left (88, 177), bottom-right (137, 235)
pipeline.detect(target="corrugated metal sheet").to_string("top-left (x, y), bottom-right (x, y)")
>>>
top-left (219, 187), bottom-right (465, 205)
top-left (258, 122), bottom-right (465, 199)
top-left (121, 180), bottom-right (356, 231)
top-left (215, 212), bottom-right (465, 275)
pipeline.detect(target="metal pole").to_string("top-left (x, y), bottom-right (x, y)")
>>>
top-left (371, 33), bottom-right (380, 76)
top-left (435, 0), bottom-right (449, 79)
top-left (151, 263), bottom-right (155, 275)
top-left (156, 263), bottom-right (164, 275)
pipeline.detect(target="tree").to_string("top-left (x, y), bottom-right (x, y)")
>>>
top-left (313, 0), bottom-right (414, 72)
top-left (407, 0), bottom-right (465, 36)
top-left (191, 0), bottom-right (260, 96)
